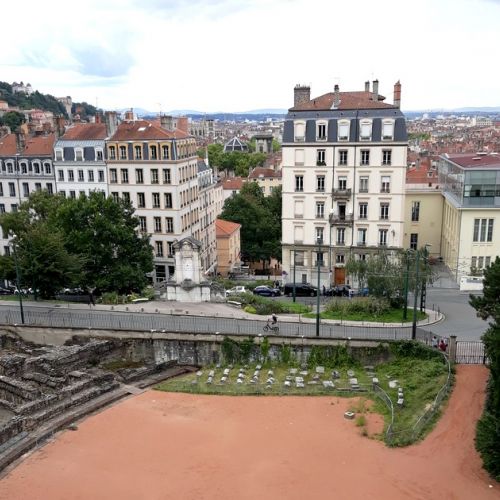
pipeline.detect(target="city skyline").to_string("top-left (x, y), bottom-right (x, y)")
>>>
top-left (1, 0), bottom-right (499, 113)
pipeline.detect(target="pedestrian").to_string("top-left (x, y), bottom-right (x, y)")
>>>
top-left (322, 285), bottom-right (326, 296)
top-left (88, 290), bottom-right (95, 307)
top-left (443, 338), bottom-right (448, 351)
top-left (431, 335), bottom-right (438, 348)
top-left (439, 339), bottom-right (446, 352)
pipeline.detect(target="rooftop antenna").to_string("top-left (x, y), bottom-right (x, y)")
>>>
top-left (157, 102), bottom-right (162, 117)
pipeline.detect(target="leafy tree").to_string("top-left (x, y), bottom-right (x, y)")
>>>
top-left (470, 257), bottom-right (500, 480)
top-left (0, 111), bottom-right (26, 131)
top-left (272, 138), bottom-right (281, 152)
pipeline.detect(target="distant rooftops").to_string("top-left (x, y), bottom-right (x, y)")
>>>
top-left (442, 152), bottom-right (500, 169)
top-left (109, 120), bottom-right (190, 141)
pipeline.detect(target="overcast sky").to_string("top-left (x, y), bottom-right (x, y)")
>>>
top-left (1, 0), bottom-right (499, 113)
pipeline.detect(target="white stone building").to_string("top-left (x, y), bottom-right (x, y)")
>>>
top-left (281, 80), bottom-right (408, 288)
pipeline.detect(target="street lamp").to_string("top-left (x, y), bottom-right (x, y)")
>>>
top-left (292, 248), bottom-right (296, 303)
top-left (11, 240), bottom-right (25, 325)
top-left (316, 235), bottom-right (322, 337)
top-left (411, 244), bottom-right (431, 339)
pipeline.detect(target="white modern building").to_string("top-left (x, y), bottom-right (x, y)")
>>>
top-left (281, 80), bottom-right (408, 288)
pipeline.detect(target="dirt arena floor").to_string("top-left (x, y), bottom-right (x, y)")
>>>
top-left (0, 365), bottom-right (498, 500)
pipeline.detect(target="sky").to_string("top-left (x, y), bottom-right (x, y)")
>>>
top-left (1, 0), bottom-right (499, 113)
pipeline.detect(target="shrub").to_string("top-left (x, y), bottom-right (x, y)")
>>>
top-left (355, 415), bottom-right (366, 427)
top-left (324, 296), bottom-right (391, 317)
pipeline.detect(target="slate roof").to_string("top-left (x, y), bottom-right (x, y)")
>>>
top-left (289, 91), bottom-right (396, 111)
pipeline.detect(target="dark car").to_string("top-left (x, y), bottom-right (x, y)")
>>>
top-left (253, 285), bottom-right (281, 297)
top-left (0, 287), bottom-right (12, 295)
top-left (284, 283), bottom-right (318, 297)
top-left (326, 285), bottom-right (351, 297)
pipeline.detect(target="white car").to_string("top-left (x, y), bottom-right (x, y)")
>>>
top-left (226, 286), bottom-right (247, 296)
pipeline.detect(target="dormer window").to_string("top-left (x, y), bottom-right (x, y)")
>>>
top-left (120, 145), bottom-right (127, 160)
top-left (338, 120), bottom-right (350, 141)
top-left (150, 145), bottom-right (158, 160)
top-left (359, 120), bottom-right (372, 141)
top-left (95, 148), bottom-right (103, 161)
top-left (382, 120), bottom-right (394, 140)
top-left (294, 121), bottom-right (305, 142)
top-left (134, 145), bottom-right (142, 160)
top-left (75, 148), bottom-right (83, 161)
top-left (108, 146), bottom-right (116, 160)
top-left (55, 148), bottom-right (63, 161)
top-left (20, 161), bottom-right (28, 174)
top-left (316, 121), bottom-right (327, 141)
top-left (6, 161), bottom-right (14, 173)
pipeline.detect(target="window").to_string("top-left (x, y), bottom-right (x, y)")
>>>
top-left (382, 150), bottom-right (392, 165)
top-left (163, 168), bottom-right (171, 184)
top-left (98, 170), bottom-right (105, 182)
top-left (150, 145), bottom-right (158, 160)
top-left (317, 122), bottom-right (327, 141)
top-left (316, 202), bottom-right (325, 219)
top-left (122, 192), bottom-right (130, 203)
top-left (382, 120), bottom-right (394, 140)
top-left (485, 256), bottom-right (491, 268)
top-left (119, 145), bottom-right (127, 160)
top-left (410, 233), bottom-right (418, 250)
top-left (68, 170), bottom-right (75, 181)
top-left (316, 175), bottom-right (325, 192)
top-left (336, 254), bottom-right (345, 264)
top-left (339, 150), bottom-right (348, 165)
top-left (411, 201), bottom-right (420, 222)
top-left (0, 183), bottom-right (2, 196)
top-left (360, 121), bottom-right (372, 140)
top-left (167, 242), bottom-right (174, 257)
top-left (139, 216), bottom-right (147, 232)
top-left (96, 149), bottom-right (103, 161)
top-left (315, 226), bottom-right (324, 244)
top-left (381, 176), bottom-right (391, 193)
top-left (137, 193), bottom-right (145, 208)
top-left (78, 170), bottom-right (84, 182)
top-left (317, 149), bottom-right (326, 166)
top-left (75, 149), bottom-right (83, 161)
top-left (110, 169), bottom-right (117, 183)
top-left (136, 169), bottom-right (144, 184)
top-left (292, 250), bottom-right (304, 266)
top-left (9, 183), bottom-right (15, 197)
top-left (361, 150), bottom-right (370, 165)
top-left (151, 169), bottom-right (159, 184)
top-left (357, 228), bottom-right (367, 246)
top-left (88, 170), bottom-right (94, 182)
top-left (162, 145), bottom-right (170, 160)
top-left (473, 219), bottom-right (494, 242)
top-left (294, 121), bottom-right (305, 141)
top-left (44, 163), bottom-right (52, 175)
top-left (46, 183), bottom-right (53, 194)
top-left (11, 204), bottom-right (18, 212)
top-left (380, 203), bottom-right (389, 220)
top-left (70, 190), bottom-right (76, 199)
top-left (359, 203), bottom-right (368, 219)
top-left (295, 149), bottom-right (305, 165)
top-left (55, 149), bottom-right (63, 161)
top-left (359, 176), bottom-right (369, 193)
top-left (121, 169), bottom-right (129, 183)
top-left (338, 121), bottom-right (349, 141)
top-left (59, 190), bottom-right (66, 198)
top-left (165, 217), bottom-right (174, 233)
top-left (155, 241), bottom-right (164, 257)
top-left (58, 170), bottom-right (64, 181)
top-left (109, 146), bottom-right (116, 160)
top-left (295, 175), bottom-right (304, 192)
top-left (22, 183), bottom-right (29, 197)
top-left (164, 193), bottom-right (172, 208)
top-left (316, 252), bottom-right (324, 266)
top-left (379, 229), bottom-right (388, 246)
top-left (478, 256), bottom-right (484, 269)
top-left (134, 145), bottom-right (142, 160)
top-left (0, 204), bottom-right (5, 213)
top-left (154, 217), bottom-right (162, 232)
top-left (35, 183), bottom-right (42, 192)
top-left (337, 228), bottom-right (345, 245)
top-left (338, 176), bottom-right (347, 190)
top-left (20, 161), bottom-right (27, 174)
top-left (152, 193), bottom-right (160, 208)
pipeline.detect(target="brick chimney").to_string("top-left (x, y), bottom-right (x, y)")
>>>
top-left (365, 81), bottom-right (370, 92)
top-left (333, 84), bottom-right (340, 109)
top-left (176, 116), bottom-right (188, 134)
top-left (104, 111), bottom-right (118, 137)
top-left (15, 131), bottom-right (25, 153)
top-left (55, 116), bottom-right (66, 138)
top-left (294, 84), bottom-right (310, 107)
top-left (393, 80), bottom-right (401, 108)
top-left (372, 80), bottom-right (379, 101)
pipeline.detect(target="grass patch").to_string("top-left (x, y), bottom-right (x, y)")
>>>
top-left (355, 415), bottom-right (366, 427)
top-left (231, 293), bottom-right (311, 315)
top-left (304, 308), bottom-right (427, 323)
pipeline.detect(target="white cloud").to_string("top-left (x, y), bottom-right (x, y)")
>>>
top-left (0, 0), bottom-right (498, 111)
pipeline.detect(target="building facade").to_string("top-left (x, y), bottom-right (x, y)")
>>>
top-left (439, 152), bottom-right (500, 282)
top-left (281, 81), bottom-right (408, 288)
top-left (215, 219), bottom-right (241, 277)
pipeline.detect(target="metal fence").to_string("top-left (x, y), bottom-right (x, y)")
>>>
top-left (0, 306), bottom-right (440, 342)
top-left (455, 341), bottom-right (488, 364)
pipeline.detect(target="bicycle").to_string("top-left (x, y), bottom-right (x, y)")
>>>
top-left (263, 322), bottom-right (279, 333)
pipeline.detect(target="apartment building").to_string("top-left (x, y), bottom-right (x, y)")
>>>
top-left (215, 219), bottom-right (241, 277)
top-left (0, 132), bottom-right (55, 255)
top-left (248, 167), bottom-right (282, 196)
top-left (53, 123), bottom-right (108, 198)
top-left (106, 119), bottom-right (200, 283)
top-left (439, 152), bottom-right (500, 282)
top-left (281, 80), bottom-right (408, 287)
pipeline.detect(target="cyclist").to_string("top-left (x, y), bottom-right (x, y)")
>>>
top-left (271, 313), bottom-right (277, 325)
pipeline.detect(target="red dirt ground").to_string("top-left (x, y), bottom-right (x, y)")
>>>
top-left (0, 365), bottom-right (498, 500)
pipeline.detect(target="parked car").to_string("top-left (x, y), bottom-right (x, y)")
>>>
top-left (0, 287), bottom-right (13, 295)
top-left (350, 287), bottom-right (370, 297)
top-left (284, 283), bottom-right (318, 297)
top-left (253, 285), bottom-right (281, 297)
top-left (326, 284), bottom-right (352, 297)
top-left (226, 286), bottom-right (247, 296)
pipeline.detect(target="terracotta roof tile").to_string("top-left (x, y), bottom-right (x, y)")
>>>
top-left (216, 218), bottom-right (241, 237)
top-left (0, 134), bottom-right (17, 155)
top-left (445, 153), bottom-right (500, 169)
top-left (222, 177), bottom-right (245, 190)
top-left (60, 123), bottom-right (107, 141)
top-left (23, 134), bottom-right (55, 156)
top-left (290, 91), bottom-right (395, 111)
top-left (248, 167), bottom-right (281, 179)
top-left (109, 120), bottom-right (190, 141)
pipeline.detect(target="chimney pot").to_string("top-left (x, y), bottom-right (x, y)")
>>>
top-left (294, 84), bottom-right (311, 107)
top-left (372, 80), bottom-right (379, 101)
top-left (393, 80), bottom-right (402, 108)
top-left (365, 81), bottom-right (370, 92)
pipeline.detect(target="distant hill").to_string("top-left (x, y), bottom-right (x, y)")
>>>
top-left (0, 81), bottom-right (68, 118)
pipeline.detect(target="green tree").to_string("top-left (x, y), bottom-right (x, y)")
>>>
top-left (470, 256), bottom-right (500, 480)
top-left (0, 111), bottom-right (26, 131)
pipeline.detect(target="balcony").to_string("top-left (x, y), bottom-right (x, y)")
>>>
top-left (329, 213), bottom-right (354, 226)
top-left (332, 188), bottom-right (352, 199)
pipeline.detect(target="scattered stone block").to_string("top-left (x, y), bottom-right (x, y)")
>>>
top-left (344, 411), bottom-right (355, 419)
top-left (256, 364), bottom-right (262, 370)
top-left (364, 365), bottom-right (374, 371)
top-left (295, 377), bottom-right (304, 383)
top-left (397, 398), bottom-right (404, 407)
top-left (249, 379), bottom-right (256, 384)
top-left (349, 378), bottom-right (358, 385)
top-left (267, 370), bottom-right (274, 376)
top-left (265, 385), bottom-right (272, 390)
top-left (196, 371), bottom-right (203, 377)
top-left (331, 370), bottom-right (340, 379)
top-left (284, 380), bottom-right (291, 387)
top-left (347, 370), bottom-right (355, 377)
top-left (223, 368), bottom-right (230, 376)
top-left (299, 370), bottom-right (308, 376)
top-left (372, 377), bottom-right (379, 385)
top-left (285, 375), bottom-right (293, 382)
top-left (208, 370), bottom-right (215, 377)
top-left (322, 380), bottom-right (335, 388)
top-left (312, 374), bottom-right (320, 381)
top-left (307, 381), bottom-right (318, 385)
top-left (389, 380), bottom-right (399, 389)
top-left (316, 366), bottom-right (325, 374)
top-left (296, 382), bottom-right (305, 388)
top-left (351, 384), bottom-right (360, 390)
top-left (220, 376), bottom-right (227, 383)
top-left (236, 379), bottom-right (243, 384)
top-left (207, 377), bottom-right (213, 385)
top-left (289, 368), bottom-right (298, 375)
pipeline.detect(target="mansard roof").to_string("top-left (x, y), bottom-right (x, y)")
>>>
top-left (289, 91), bottom-right (396, 111)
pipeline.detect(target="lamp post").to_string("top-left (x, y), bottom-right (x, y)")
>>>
top-left (292, 248), bottom-right (296, 303)
top-left (316, 236), bottom-right (322, 337)
top-left (12, 241), bottom-right (25, 325)
top-left (403, 250), bottom-right (410, 321)
top-left (411, 249), bottom-right (420, 340)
